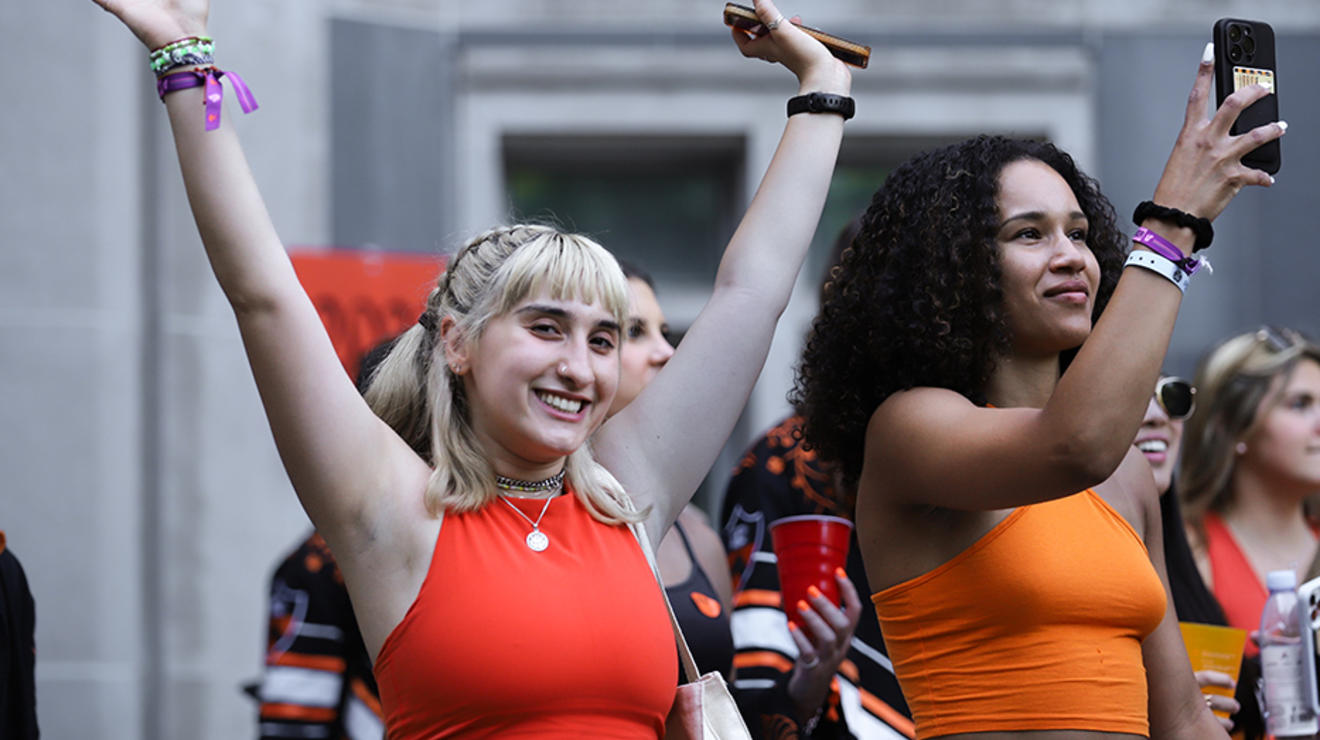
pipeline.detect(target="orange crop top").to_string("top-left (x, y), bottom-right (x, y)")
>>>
top-left (373, 488), bottom-right (677, 738)
top-left (870, 490), bottom-right (1167, 739)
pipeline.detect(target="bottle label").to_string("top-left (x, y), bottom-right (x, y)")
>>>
top-left (1262, 643), bottom-right (1319, 736)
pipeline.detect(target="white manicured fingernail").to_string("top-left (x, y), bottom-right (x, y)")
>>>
top-left (1278, 120), bottom-right (1288, 132)
top-left (1269, 175), bottom-right (1276, 185)
top-left (1202, 42), bottom-right (1214, 64)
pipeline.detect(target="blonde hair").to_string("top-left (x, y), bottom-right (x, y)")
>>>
top-left (364, 224), bottom-right (642, 523)
top-left (1179, 327), bottom-right (1320, 521)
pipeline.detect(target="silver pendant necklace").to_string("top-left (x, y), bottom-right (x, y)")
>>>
top-left (499, 494), bottom-right (555, 552)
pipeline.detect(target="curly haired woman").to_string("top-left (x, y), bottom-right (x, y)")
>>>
top-left (793, 48), bottom-right (1285, 740)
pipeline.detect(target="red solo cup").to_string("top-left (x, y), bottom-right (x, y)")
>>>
top-left (769, 514), bottom-right (853, 630)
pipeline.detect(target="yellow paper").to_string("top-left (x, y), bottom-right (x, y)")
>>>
top-left (1179, 621), bottom-right (1248, 719)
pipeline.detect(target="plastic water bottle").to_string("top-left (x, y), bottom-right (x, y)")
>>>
top-left (1260, 570), bottom-right (1319, 738)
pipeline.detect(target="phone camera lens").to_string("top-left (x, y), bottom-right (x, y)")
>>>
top-left (1229, 45), bottom-right (1243, 62)
top-left (1229, 25), bottom-right (1243, 42)
top-left (1242, 36), bottom-right (1256, 56)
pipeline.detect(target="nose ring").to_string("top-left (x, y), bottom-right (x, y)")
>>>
top-left (558, 363), bottom-right (569, 376)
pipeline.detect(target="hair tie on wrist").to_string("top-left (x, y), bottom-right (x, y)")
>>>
top-left (1132, 201), bottom-right (1213, 252)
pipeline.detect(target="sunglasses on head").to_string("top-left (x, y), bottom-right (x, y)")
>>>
top-left (1155, 376), bottom-right (1196, 419)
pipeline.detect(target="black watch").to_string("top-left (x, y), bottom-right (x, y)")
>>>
top-left (787, 92), bottom-right (855, 121)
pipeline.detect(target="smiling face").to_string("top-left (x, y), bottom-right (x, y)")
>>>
top-left (454, 291), bottom-right (621, 476)
top-left (994, 159), bottom-right (1101, 358)
top-left (1238, 359), bottom-right (1320, 495)
top-left (609, 278), bottom-right (675, 416)
top-left (1135, 392), bottom-right (1185, 495)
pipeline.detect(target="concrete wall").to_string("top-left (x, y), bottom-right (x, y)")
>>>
top-left (2, 1), bottom-right (1317, 737)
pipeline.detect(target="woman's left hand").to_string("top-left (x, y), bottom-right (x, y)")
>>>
top-left (786, 568), bottom-right (864, 723)
top-left (1194, 670), bottom-right (1240, 733)
top-left (730, 0), bottom-right (851, 95)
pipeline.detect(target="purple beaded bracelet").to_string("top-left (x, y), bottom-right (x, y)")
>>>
top-left (1132, 226), bottom-right (1208, 275)
top-left (156, 66), bottom-right (258, 131)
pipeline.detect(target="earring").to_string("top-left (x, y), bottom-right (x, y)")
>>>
top-left (1235, 441), bottom-right (1248, 455)
top-left (450, 362), bottom-right (463, 375)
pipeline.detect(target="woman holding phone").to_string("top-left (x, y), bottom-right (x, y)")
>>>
top-left (89, 0), bottom-right (851, 734)
top-left (793, 45), bottom-right (1284, 740)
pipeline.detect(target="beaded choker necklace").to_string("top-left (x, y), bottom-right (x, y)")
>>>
top-left (495, 469), bottom-right (566, 495)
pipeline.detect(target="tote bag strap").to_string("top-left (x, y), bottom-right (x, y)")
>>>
top-left (629, 517), bottom-right (703, 685)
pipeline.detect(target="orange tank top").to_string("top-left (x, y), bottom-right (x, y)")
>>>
top-left (870, 490), bottom-right (1166, 739)
top-left (373, 488), bottom-right (677, 738)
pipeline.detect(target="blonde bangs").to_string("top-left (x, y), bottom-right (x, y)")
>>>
top-left (493, 231), bottom-right (630, 325)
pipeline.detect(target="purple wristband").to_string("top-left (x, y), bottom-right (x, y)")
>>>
top-left (156, 67), bottom-right (259, 131)
top-left (1132, 226), bottom-right (1203, 275)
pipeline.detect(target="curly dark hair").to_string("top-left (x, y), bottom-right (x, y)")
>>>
top-left (791, 135), bottom-right (1128, 486)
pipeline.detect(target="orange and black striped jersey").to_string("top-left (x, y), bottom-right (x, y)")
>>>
top-left (257, 532), bottom-right (383, 740)
top-left (721, 417), bottom-right (914, 740)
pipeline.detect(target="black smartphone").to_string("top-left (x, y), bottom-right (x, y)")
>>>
top-left (723, 3), bottom-right (871, 69)
top-left (1213, 18), bottom-right (1281, 174)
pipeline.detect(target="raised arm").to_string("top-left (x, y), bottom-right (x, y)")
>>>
top-left (867, 47), bottom-right (1285, 512)
top-left (595, 0), bottom-right (851, 540)
top-left (93, 0), bottom-right (424, 539)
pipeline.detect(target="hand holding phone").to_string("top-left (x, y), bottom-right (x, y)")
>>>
top-left (723, 3), bottom-right (870, 69)
top-left (1213, 18), bottom-right (1282, 174)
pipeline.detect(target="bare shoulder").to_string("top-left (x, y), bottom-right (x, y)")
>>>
top-left (1094, 446), bottom-right (1159, 538)
top-left (865, 387), bottom-right (974, 447)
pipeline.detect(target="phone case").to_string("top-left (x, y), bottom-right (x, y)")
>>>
top-left (723, 3), bottom-right (871, 69)
top-left (1213, 18), bottom-right (1281, 174)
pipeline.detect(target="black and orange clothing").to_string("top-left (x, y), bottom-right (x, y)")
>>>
top-left (259, 532), bottom-right (383, 740)
top-left (0, 532), bottom-right (38, 740)
top-left (1160, 490), bottom-right (1262, 740)
top-left (667, 520), bottom-right (735, 680)
top-left (722, 416), bottom-right (914, 740)
top-left (373, 488), bottom-right (676, 738)
top-left (871, 491), bottom-right (1166, 739)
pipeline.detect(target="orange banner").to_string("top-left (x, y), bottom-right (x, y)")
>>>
top-left (289, 249), bottom-right (445, 382)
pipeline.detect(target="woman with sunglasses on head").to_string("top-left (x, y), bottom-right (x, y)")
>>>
top-left (793, 43), bottom-right (1283, 740)
top-left (1176, 327), bottom-right (1320, 737)
top-left (90, 0), bottom-right (852, 734)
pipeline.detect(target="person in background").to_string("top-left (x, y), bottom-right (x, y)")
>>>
top-left (1178, 327), bottom-right (1320, 738)
top-left (1140, 375), bottom-right (1256, 737)
top-left (721, 221), bottom-right (911, 740)
top-left (0, 532), bottom-right (38, 739)
top-left (612, 261), bottom-right (862, 739)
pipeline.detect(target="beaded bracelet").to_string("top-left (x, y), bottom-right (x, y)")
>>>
top-left (151, 39), bottom-right (216, 76)
top-left (1132, 201), bottom-right (1214, 252)
top-left (149, 36), bottom-right (214, 72)
top-left (156, 65), bottom-right (259, 131)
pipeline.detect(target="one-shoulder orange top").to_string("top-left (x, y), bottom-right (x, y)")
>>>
top-left (373, 488), bottom-right (677, 738)
top-left (870, 490), bottom-right (1166, 739)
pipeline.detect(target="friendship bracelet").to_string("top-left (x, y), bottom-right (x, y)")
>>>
top-left (156, 66), bottom-right (259, 131)
top-left (1125, 251), bottom-right (1191, 293)
top-left (1132, 201), bottom-right (1213, 252)
top-left (1132, 226), bottom-right (1208, 276)
top-left (151, 40), bottom-right (216, 76)
top-left (149, 36), bottom-right (214, 69)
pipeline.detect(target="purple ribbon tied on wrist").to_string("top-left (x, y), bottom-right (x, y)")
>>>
top-left (156, 67), bottom-right (259, 131)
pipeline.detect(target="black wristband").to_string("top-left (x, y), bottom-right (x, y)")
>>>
top-left (1132, 201), bottom-right (1214, 252)
top-left (787, 92), bottom-right (855, 121)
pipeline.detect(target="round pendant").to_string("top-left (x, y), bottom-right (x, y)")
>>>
top-left (526, 529), bottom-right (549, 552)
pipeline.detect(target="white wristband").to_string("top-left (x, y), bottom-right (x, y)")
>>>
top-left (1125, 250), bottom-right (1191, 293)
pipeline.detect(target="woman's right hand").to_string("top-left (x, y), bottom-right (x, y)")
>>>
top-left (1194, 670), bottom-right (1240, 733)
top-left (730, 0), bottom-right (852, 96)
top-left (1151, 42), bottom-right (1285, 223)
top-left (91, 0), bottom-right (209, 51)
